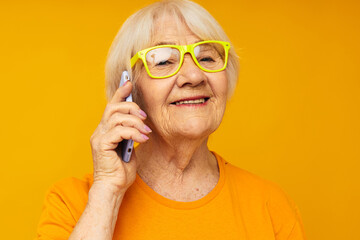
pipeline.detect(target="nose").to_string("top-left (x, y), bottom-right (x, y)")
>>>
top-left (175, 53), bottom-right (207, 88)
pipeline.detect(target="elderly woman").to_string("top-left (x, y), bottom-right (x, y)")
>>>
top-left (35, 0), bottom-right (306, 239)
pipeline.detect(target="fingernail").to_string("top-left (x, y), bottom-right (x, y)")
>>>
top-left (142, 134), bottom-right (149, 140)
top-left (139, 109), bottom-right (147, 118)
top-left (144, 125), bottom-right (152, 133)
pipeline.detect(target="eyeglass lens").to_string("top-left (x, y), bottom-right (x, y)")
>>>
top-left (145, 42), bottom-right (226, 77)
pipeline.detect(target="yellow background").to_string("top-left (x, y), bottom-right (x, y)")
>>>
top-left (1, 0), bottom-right (359, 239)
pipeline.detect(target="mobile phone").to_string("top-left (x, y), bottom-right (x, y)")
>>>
top-left (116, 71), bottom-right (134, 163)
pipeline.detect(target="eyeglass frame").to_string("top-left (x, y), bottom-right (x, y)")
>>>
top-left (130, 40), bottom-right (231, 79)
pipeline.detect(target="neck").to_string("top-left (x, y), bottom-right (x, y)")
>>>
top-left (135, 133), bottom-right (219, 199)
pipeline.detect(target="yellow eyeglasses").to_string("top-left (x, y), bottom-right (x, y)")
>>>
top-left (130, 40), bottom-right (230, 79)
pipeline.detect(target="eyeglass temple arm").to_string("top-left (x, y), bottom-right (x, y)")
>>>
top-left (130, 53), bottom-right (140, 68)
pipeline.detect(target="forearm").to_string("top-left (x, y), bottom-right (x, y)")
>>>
top-left (69, 182), bottom-right (125, 240)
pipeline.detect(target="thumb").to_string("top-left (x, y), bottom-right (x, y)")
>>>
top-left (110, 81), bottom-right (133, 103)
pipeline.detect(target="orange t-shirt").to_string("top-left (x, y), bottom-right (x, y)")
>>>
top-left (35, 152), bottom-right (306, 239)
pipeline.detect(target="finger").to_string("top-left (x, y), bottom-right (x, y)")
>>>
top-left (107, 113), bottom-right (152, 134)
top-left (103, 102), bottom-right (147, 122)
top-left (102, 125), bottom-right (149, 150)
top-left (110, 81), bottom-right (133, 104)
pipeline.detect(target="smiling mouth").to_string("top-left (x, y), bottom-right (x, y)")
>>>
top-left (171, 97), bottom-right (210, 106)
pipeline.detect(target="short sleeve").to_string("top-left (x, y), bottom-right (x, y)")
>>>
top-left (266, 182), bottom-right (307, 240)
top-left (34, 176), bottom-right (91, 240)
top-left (34, 186), bottom-right (76, 239)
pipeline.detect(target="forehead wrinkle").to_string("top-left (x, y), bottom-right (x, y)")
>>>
top-left (151, 11), bottom-right (202, 46)
top-left (154, 39), bottom-right (204, 46)
top-left (151, 23), bottom-right (203, 47)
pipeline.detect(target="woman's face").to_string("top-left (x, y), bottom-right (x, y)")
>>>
top-left (135, 17), bottom-right (228, 141)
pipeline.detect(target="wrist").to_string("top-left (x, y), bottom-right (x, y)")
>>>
top-left (92, 173), bottom-right (130, 194)
top-left (74, 181), bottom-right (125, 240)
top-left (90, 180), bottom-right (128, 198)
top-left (88, 182), bottom-right (125, 208)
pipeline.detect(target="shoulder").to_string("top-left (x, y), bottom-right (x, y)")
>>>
top-left (49, 173), bottom-right (93, 194)
top-left (216, 153), bottom-right (306, 239)
top-left (228, 162), bottom-right (297, 206)
top-left (215, 152), bottom-right (290, 198)
top-left (45, 173), bottom-right (93, 220)
top-left (223, 156), bottom-right (298, 212)
top-left (216, 152), bottom-right (281, 197)
top-left (35, 174), bottom-right (94, 239)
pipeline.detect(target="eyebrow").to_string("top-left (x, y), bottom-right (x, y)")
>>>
top-left (155, 41), bottom-right (175, 46)
top-left (154, 39), bottom-right (204, 46)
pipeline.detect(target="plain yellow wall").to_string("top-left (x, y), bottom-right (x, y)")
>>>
top-left (1, 0), bottom-right (359, 239)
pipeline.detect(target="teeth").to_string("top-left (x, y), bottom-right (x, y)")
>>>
top-left (175, 98), bottom-right (206, 105)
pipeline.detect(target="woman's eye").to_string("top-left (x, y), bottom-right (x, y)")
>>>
top-left (199, 57), bottom-right (215, 62)
top-left (156, 60), bottom-right (172, 66)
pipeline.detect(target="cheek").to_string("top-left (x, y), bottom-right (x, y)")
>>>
top-left (133, 70), bottom-right (160, 109)
top-left (133, 81), bottom-right (146, 111)
top-left (133, 78), bottom-right (172, 121)
top-left (212, 74), bottom-right (228, 122)
top-left (133, 83), bottom-right (163, 132)
top-left (220, 74), bottom-right (229, 97)
top-left (211, 73), bottom-right (228, 102)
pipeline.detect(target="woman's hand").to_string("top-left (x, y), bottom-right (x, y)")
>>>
top-left (90, 81), bottom-right (151, 194)
top-left (69, 82), bottom-right (149, 240)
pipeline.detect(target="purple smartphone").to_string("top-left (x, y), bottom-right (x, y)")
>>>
top-left (117, 71), bottom-right (134, 162)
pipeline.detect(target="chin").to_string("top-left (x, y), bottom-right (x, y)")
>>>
top-left (175, 120), bottom-right (216, 140)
